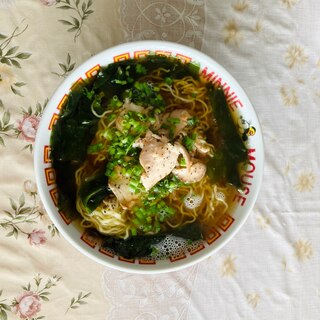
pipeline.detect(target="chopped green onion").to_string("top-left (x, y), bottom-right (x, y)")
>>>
top-left (136, 64), bottom-right (147, 75)
top-left (167, 117), bottom-right (180, 125)
top-left (187, 116), bottom-right (199, 127)
top-left (82, 87), bottom-right (95, 100)
top-left (164, 77), bottom-right (173, 85)
top-left (178, 157), bottom-right (187, 167)
top-left (87, 143), bottom-right (103, 154)
top-left (109, 95), bottom-right (123, 109)
top-left (183, 134), bottom-right (197, 152)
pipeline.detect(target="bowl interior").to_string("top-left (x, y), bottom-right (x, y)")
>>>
top-left (34, 41), bottom-right (264, 274)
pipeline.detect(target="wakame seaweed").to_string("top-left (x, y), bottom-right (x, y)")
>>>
top-left (102, 222), bottom-right (202, 259)
top-left (78, 172), bottom-right (111, 212)
top-left (207, 85), bottom-right (248, 187)
top-left (50, 89), bottom-right (99, 163)
top-left (50, 87), bottom-right (100, 213)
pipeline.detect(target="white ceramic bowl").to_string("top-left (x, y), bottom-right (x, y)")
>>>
top-left (34, 41), bottom-right (264, 274)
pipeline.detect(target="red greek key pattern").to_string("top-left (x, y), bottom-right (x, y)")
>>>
top-left (113, 53), bottom-right (130, 62)
top-left (43, 146), bottom-right (51, 163)
top-left (85, 64), bottom-right (100, 78)
top-left (217, 214), bottom-right (235, 232)
top-left (170, 253), bottom-right (187, 262)
top-left (175, 53), bottom-right (192, 63)
top-left (118, 256), bottom-right (135, 263)
top-left (70, 77), bottom-right (85, 91)
top-left (48, 113), bottom-right (59, 130)
top-left (80, 231), bottom-right (99, 248)
top-left (44, 167), bottom-right (55, 186)
top-left (139, 259), bottom-right (156, 265)
top-left (134, 50), bottom-right (150, 59)
top-left (99, 246), bottom-right (115, 258)
top-left (188, 243), bottom-right (206, 255)
top-left (206, 227), bottom-right (221, 245)
top-left (57, 94), bottom-right (68, 110)
top-left (155, 50), bottom-right (172, 56)
top-left (49, 188), bottom-right (59, 206)
top-left (58, 210), bottom-right (72, 225)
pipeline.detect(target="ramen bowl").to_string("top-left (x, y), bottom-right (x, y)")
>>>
top-left (34, 41), bottom-right (263, 274)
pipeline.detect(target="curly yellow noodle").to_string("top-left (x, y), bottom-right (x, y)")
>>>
top-left (159, 76), bottom-right (213, 135)
top-left (77, 197), bottom-right (131, 238)
top-left (166, 176), bottom-right (235, 229)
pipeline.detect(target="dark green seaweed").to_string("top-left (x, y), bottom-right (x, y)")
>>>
top-left (51, 89), bottom-right (98, 163)
top-left (51, 88), bottom-right (100, 214)
top-left (101, 222), bottom-right (202, 259)
top-left (78, 172), bottom-right (111, 212)
top-left (207, 86), bottom-right (248, 187)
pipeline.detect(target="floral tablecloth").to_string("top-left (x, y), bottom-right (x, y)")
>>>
top-left (0, 1), bottom-right (319, 319)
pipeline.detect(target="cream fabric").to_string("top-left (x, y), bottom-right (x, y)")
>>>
top-left (0, 1), bottom-right (319, 319)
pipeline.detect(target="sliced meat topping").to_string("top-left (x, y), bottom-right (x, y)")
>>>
top-left (154, 109), bottom-right (192, 137)
top-left (194, 134), bottom-right (213, 156)
top-left (172, 162), bottom-right (207, 184)
top-left (108, 165), bottom-right (139, 210)
top-left (134, 130), bottom-right (180, 191)
top-left (169, 109), bottom-right (191, 137)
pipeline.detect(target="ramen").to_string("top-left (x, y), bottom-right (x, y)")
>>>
top-left (50, 55), bottom-right (248, 258)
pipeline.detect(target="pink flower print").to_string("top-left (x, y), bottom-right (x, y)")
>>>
top-left (12, 291), bottom-right (41, 319)
top-left (40, 0), bottom-right (56, 5)
top-left (28, 229), bottom-right (47, 246)
top-left (16, 115), bottom-right (40, 142)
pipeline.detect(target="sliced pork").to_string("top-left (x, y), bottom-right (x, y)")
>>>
top-left (172, 162), bottom-right (207, 183)
top-left (134, 131), bottom-right (180, 190)
top-left (108, 165), bottom-right (139, 209)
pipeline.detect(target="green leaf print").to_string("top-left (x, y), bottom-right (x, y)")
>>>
top-left (0, 193), bottom-right (43, 239)
top-left (56, 0), bottom-right (94, 41)
top-left (66, 291), bottom-right (91, 313)
top-left (0, 22), bottom-right (31, 69)
top-left (52, 53), bottom-right (76, 78)
top-left (0, 109), bottom-right (16, 147)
